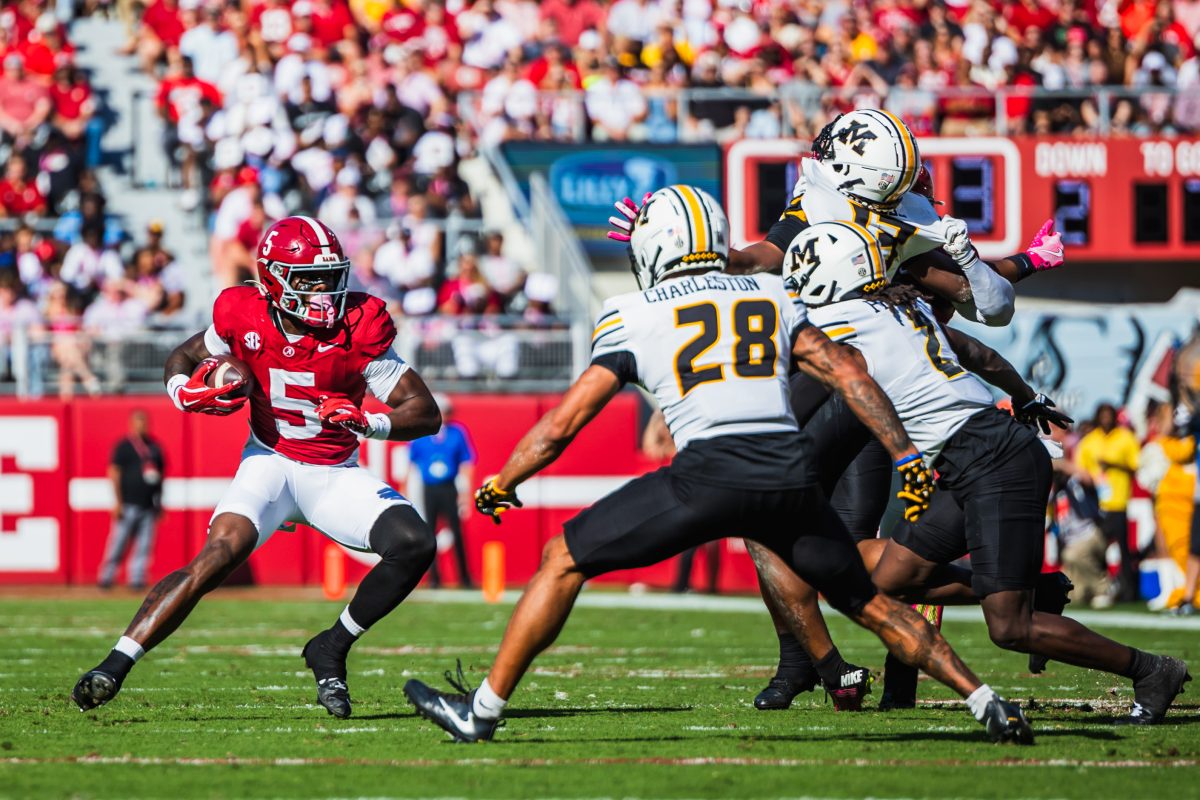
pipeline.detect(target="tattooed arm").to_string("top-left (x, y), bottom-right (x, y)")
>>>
top-left (791, 323), bottom-right (918, 462)
top-left (942, 326), bottom-right (1035, 405)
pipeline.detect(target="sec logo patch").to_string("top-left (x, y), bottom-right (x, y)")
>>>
top-left (243, 331), bottom-right (261, 351)
top-left (283, 345), bottom-right (296, 357)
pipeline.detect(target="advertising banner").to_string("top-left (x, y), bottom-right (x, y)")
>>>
top-left (501, 142), bottom-right (722, 261)
top-left (0, 393), bottom-right (766, 592)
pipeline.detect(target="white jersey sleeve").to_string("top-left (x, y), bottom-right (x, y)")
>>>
top-left (361, 347), bottom-right (411, 400)
top-left (590, 297), bottom-right (641, 386)
top-left (807, 296), bottom-right (995, 460)
top-left (204, 324), bottom-right (232, 356)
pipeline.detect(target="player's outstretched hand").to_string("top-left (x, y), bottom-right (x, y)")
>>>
top-left (475, 477), bottom-right (522, 525)
top-left (1025, 219), bottom-right (1065, 271)
top-left (172, 359), bottom-right (246, 415)
top-left (940, 216), bottom-right (978, 269)
top-left (606, 192), bottom-right (652, 242)
top-left (1015, 393), bottom-right (1073, 435)
top-left (895, 454), bottom-right (934, 523)
top-left (315, 395), bottom-right (370, 435)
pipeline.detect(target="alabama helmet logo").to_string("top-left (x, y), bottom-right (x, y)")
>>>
top-left (243, 331), bottom-right (261, 351)
top-left (282, 345), bottom-right (296, 357)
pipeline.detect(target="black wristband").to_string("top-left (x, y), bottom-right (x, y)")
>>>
top-left (1009, 252), bottom-right (1036, 281)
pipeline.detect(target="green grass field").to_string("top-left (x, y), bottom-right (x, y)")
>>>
top-left (1, 589), bottom-right (1197, 800)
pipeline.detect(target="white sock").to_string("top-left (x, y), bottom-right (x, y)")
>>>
top-left (471, 677), bottom-right (508, 720)
top-left (965, 683), bottom-right (998, 721)
top-left (114, 636), bottom-right (145, 662)
top-left (339, 607), bottom-right (366, 637)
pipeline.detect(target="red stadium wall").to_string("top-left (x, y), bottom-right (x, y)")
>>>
top-left (0, 395), bottom-right (760, 592)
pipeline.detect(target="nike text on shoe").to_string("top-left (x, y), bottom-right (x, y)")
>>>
top-left (754, 672), bottom-right (819, 710)
top-left (828, 664), bottom-right (873, 712)
top-left (302, 632), bottom-right (352, 719)
top-left (1029, 571), bottom-right (1074, 674)
top-left (71, 670), bottom-right (121, 711)
top-left (981, 697), bottom-right (1035, 745)
top-left (403, 680), bottom-right (500, 743)
top-left (1121, 656), bottom-right (1191, 725)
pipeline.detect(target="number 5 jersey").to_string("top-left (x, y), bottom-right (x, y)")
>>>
top-left (203, 286), bottom-right (409, 465)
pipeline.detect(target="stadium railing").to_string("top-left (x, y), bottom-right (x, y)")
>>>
top-left (392, 315), bottom-right (581, 393)
top-left (0, 315), bottom-right (581, 397)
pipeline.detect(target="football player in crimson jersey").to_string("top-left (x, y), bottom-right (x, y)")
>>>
top-left (72, 216), bottom-right (442, 720)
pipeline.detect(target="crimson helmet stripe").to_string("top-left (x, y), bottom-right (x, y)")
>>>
top-left (293, 214), bottom-right (333, 256)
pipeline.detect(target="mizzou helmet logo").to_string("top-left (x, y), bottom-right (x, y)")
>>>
top-left (835, 120), bottom-right (878, 156)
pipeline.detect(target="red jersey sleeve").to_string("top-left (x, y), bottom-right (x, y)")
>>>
top-left (348, 293), bottom-right (397, 361)
top-left (212, 285), bottom-right (258, 345)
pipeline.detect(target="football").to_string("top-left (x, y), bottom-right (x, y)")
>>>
top-left (200, 355), bottom-right (254, 398)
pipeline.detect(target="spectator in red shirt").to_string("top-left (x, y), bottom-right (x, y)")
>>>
top-left (156, 55), bottom-right (221, 125)
top-left (305, 0), bottom-right (356, 47)
top-left (139, 0), bottom-right (185, 73)
top-left (0, 54), bottom-right (52, 147)
top-left (49, 64), bottom-right (95, 145)
top-left (0, 155), bottom-right (47, 218)
top-left (20, 13), bottom-right (75, 82)
top-left (525, 43), bottom-right (582, 89)
top-left (156, 55), bottom-right (220, 200)
top-left (538, 0), bottom-right (607, 47)
top-left (438, 245), bottom-right (503, 315)
top-left (1004, 0), bottom-right (1057, 33)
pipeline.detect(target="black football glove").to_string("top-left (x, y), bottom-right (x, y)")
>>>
top-left (475, 477), bottom-right (523, 525)
top-left (1015, 393), bottom-right (1073, 435)
top-left (895, 454), bottom-right (934, 523)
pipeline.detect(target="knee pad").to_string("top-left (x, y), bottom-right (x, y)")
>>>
top-left (369, 505), bottom-right (436, 569)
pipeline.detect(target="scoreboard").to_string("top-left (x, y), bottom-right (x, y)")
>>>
top-left (725, 136), bottom-right (1200, 262)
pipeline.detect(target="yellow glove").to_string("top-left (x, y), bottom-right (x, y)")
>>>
top-left (475, 477), bottom-right (523, 525)
top-left (895, 454), bottom-right (934, 523)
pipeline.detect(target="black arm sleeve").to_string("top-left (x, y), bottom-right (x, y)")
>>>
top-left (592, 351), bottom-right (639, 388)
top-left (764, 196), bottom-right (811, 253)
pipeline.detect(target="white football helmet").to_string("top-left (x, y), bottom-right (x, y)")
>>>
top-left (629, 185), bottom-right (729, 289)
top-left (812, 109), bottom-right (920, 208)
top-left (783, 221), bottom-right (887, 308)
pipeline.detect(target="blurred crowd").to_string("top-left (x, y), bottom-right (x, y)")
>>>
top-left (0, 3), bottom-right (103, 214)
top-left (1046, 347), bottom-right (1200, 614)
top-left (135, 0), bottom-right (1200, 194)
top-left (0, 209), bottom-right (188, 398)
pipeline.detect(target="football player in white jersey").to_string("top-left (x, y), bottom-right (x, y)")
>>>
top-left (759, 221), bottom-right (1191, 726)
top-left (403, 186), bottom-right (1034, 745)
top-left (608, 109), bottom-right (1068, 708)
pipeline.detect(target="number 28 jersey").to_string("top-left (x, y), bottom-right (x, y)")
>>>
top-left (204, 286), bottom-right (409, 465)
top-left (807, 296), bottom-right (994, 460)
top-left (591, 272), bottom-right (807, 451)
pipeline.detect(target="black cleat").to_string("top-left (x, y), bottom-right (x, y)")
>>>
top-left (753, 672), bottom-right (818, 710)
top-left (71, 669), bottom-right (121, 711)
top-left (981, 697), bottom-right (1035, 745)
top-left (1121, 655), bottom-right (1191, 725)
top-left (302, 632), bottom-right (352, 719)
top-left (404, 663), bottom-right (500, 742)
top-left (827, 662), bottom-right (873, 712)
top-left (1029, 572), bottom-right (1074, 674)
